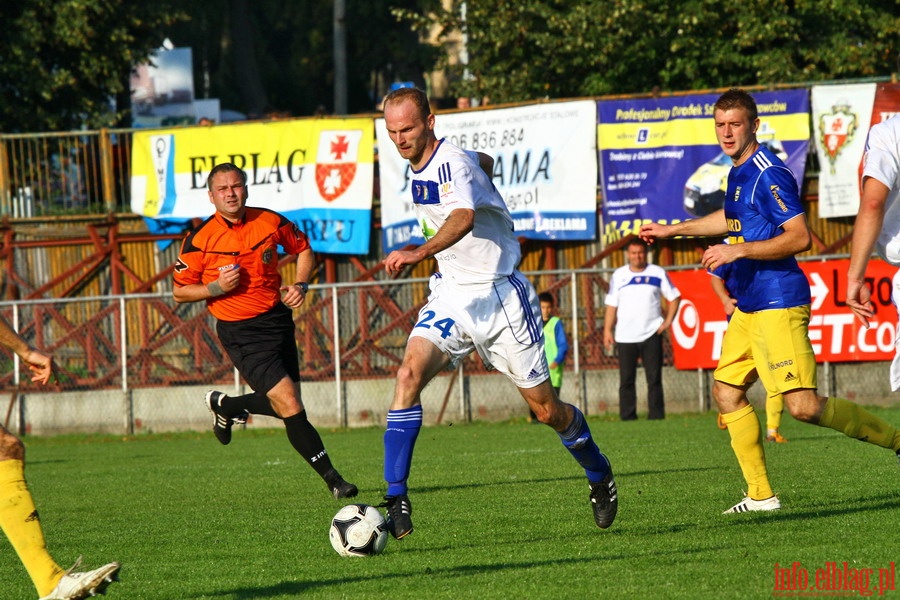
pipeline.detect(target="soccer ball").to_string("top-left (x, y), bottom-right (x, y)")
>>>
top-left (329, 504), bottom-right (389, 557)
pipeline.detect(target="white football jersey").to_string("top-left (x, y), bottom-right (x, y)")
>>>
top-left (863, 115), bottom-right (900, 265)
top-left (605, 263), bottom-right (681, 343)
top-left (410, 139), bottom-right (519, 285)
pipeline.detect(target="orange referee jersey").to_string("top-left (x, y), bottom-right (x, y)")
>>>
top-left (173, 207), bottom-right (311, 322)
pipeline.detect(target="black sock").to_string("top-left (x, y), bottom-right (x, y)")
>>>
top-left (283, 411), bottom-right (335, 479)
top-left (222, 391), bottom-right (279, 418)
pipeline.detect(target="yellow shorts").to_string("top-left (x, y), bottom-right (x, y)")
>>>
top-left (714, 305), bottom-right (816, 396)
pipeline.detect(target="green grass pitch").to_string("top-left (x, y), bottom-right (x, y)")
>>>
top-left (2, 407), bottom-right (898, 599)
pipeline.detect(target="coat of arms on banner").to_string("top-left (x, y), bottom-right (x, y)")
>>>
top-left (819, 103), bottom-right (858, 174)
top-left (315, 130), bottom-right (362, 202)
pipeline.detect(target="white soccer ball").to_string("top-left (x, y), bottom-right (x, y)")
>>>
top-left (329, 503), bottom-right (389, 557)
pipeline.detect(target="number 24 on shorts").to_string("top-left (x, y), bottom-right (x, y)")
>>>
top-left (415, 310), bottom-right (455, 339)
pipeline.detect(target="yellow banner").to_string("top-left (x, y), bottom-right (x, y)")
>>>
top-left (131, 118), bottom-right (374, 219)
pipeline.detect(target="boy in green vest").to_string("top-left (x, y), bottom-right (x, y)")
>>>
top-left (530, 292), bottom-right (570, 421)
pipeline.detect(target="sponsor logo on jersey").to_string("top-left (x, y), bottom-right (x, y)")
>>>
top-left (769, 359), bottom-right (794, 371)
top-left (412, 180), bottom-right (440, 205)
top-left (439, 181), bottom-right (453, 197)
top-left (770, 185), bottom-right (788, 212)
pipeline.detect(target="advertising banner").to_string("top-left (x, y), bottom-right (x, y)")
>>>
top-left (130, 118), bottom-right (374, 255)
top-left (811, 83), bottom-right (876, 218)
top-left (598, 90), bottom-right (810, 245)
top-left (870, 82), bottom-right (900, 126)
top-left (377, 100), bottom-right (598, 253)
top-left (130, 47), bottom-right (197, 128)
top-left (668, 259), bottom-right (898, 370)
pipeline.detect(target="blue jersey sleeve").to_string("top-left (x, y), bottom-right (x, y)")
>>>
top-left (755, 162), bottom-right (803, 228)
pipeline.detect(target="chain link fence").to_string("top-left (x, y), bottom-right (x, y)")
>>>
top-left (2, 268), bottom-right (895, 436)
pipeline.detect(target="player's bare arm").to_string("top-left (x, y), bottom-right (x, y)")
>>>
top-left (847, 177), bottom-right (890, 327)
top-left (0, 315), bottom-right (53, 385)
top-left (702, 213), bottom-right (811, 271)
top-left (659, 296), bottom-right (681, 333)
top-left (710, 277), bottom-right (737, 317)
top-left (602, 305), bottom-right (616, 351)
top-left (173, 263), bottom-right (242, 303)
top-left (280, 248), bottom-right (315, 309)
top-left (639, 209), bottom-right (728, 244)
top-left (384, 208), bottom-right (475, 275)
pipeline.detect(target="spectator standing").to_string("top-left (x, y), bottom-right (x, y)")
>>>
top-left (603, 239), bottom-right (681, 421)
top-left (528, 291), bottom-right (569, 421)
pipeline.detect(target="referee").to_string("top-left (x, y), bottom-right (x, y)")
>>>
top-left (173, 162), bottom-right (357, 500)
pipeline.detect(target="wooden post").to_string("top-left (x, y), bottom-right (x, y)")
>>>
top-left (99, 129), bottom-right (116, 212)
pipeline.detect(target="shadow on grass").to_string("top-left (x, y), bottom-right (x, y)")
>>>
top-left (409, 465), bottom-right (722, 495)
top-left (723, 491), bottom-right (900, 525)
top-left (204, 544), bottom-right (727, 599)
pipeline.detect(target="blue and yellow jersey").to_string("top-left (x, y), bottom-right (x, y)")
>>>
top-left (724, 145), bottom-right (811, 312)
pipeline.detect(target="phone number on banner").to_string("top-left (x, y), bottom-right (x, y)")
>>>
top-left (446, 128), bottom-right (525, 151)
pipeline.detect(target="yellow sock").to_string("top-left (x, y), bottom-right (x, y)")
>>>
top-left (766, 395), bottom-right (784, 432)
top-left (722, 405), bottom-right (774, 500)
top-left (0, 459), bottom-right (63, 596)
top-left (820, 398), bottom-right (900, 451)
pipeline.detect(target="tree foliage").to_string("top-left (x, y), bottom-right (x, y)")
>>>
top-left (166, 0), bottom-right (443, 118)
top-left (436, 0), bottom-right (900, 103)
top-left (0, 0), bottom-right (188, 132)
top-left (4, 0), bottom-right (897, 132)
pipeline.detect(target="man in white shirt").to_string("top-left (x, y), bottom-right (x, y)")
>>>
top-left (603, 238), bottom-right (681, 420)
top-left (847, 115), bottom-right (900, 327)
top-left (378, 87), bottom-right (617, 539)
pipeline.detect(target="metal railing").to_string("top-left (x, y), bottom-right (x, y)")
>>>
top-left (5, 263), bottom-right (895, 437)
top-left (0, 129), bottom-right (133, 217)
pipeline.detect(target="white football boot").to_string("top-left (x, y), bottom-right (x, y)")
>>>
top-left (723, 495), bottom-right (781, 514)
top-left (39, 558), bottom-right (121, 600)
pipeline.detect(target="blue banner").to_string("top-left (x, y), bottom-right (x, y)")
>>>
top-left (598, 90), bottom-right (810, 244)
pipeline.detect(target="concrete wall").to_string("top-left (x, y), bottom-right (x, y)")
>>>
top-left (11, 360), bottom-right (898, 437)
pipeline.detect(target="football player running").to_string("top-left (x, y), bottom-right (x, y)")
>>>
top-left (377, 87), bottom-right (617, 538)
top-left (640, 89), bottom-right (900, 514)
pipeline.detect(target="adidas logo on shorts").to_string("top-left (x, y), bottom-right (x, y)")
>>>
top-left (784, 371), bottom-right (797, 383)
top-left (527, 369), bottom-right (542, 379)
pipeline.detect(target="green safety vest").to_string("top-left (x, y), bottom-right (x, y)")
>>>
top-left (543, 316), bottom-right (563, 387)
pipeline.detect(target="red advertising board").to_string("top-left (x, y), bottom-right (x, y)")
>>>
top-left (668, 259), bottom-right (898, 370)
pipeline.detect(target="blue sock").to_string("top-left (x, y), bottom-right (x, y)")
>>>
top-left (384, 405), bottom-right (423, 496)
top-left (558, 404), bottom-right (610, 483)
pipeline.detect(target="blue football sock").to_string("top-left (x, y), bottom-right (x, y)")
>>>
top-left (558, 404), bottom-right (610, 483)
top-left (383, 405), bottom-right (423, 496)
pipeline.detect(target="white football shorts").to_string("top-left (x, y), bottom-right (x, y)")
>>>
top-left (409, 271), bottom-right (550, 389)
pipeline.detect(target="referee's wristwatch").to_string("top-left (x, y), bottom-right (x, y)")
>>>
top-left (295, 282), bottom-right (309, 293)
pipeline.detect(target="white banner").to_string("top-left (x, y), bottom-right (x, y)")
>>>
top-left (811, 83), bottom-right (876, 218)
top-left (376, 100), bottom-right (598, 252)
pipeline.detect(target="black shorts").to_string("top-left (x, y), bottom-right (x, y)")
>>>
top-left (216, 303), bottom-right (300, 394)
